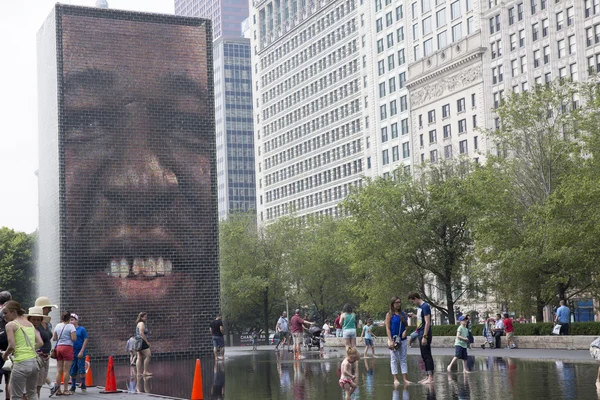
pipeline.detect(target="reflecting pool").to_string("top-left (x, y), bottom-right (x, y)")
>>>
top-left (92, 350), bottom-right (599, 399)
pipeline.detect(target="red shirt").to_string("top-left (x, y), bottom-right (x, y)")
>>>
top-left (291, 315), bottom-right (305, 333)
top-left (334, 316), bottom-right (341, 329)
top-left (504, 317), bottom-right (514, 333)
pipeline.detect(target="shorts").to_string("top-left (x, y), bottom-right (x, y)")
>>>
top-left (339, 378), bottom-right (353, 388)
top-left (56, 345), bottom-right (74, 361)
top-left (212, 336), bottom-right (225, 348)
top-left (279, 331), bottom-right (290, 341)
top-left (36, 356), bottom-right (50, 387)
top-left (590, 346), bottom-right (600, 361)
top-left (364, 338), bottom-right (373, 346)
top-left (342, 329), bottom-right (356, 339)
top-left (292, 332), bottom-right (303, 344)
top-left (69, 355), bottom-right (86, 376)
top-left (506, 331), bottom-right (514, 340)
top-left (138, 340), bottom-right (150, 351)
top-left (455, 345), bottom-right (468, 360)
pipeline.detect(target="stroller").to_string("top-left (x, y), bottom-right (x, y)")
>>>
top-left (304, 325), bottom-right (322, 350)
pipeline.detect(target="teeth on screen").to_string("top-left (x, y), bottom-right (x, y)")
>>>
top-left (147, 257), bottom-right (157, 276)
top-left (119, 258), bottom-right (130, 278)
top-left (108, 258), bottom-right (172, 278)
top-left (132, 258), bottom-right (143, 276)
top-left (110, 260), bottom-right (119, 277)
top-left (165, 260), bottom-right (173, 275)
top-left (157, 257), bottom-right (165, 276)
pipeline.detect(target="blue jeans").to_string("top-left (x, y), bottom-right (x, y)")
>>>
top-left (70, 355), bottom-right (86, 377)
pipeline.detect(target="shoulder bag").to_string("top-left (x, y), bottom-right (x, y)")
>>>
top-left (50, 324), bottom-right (67, 359)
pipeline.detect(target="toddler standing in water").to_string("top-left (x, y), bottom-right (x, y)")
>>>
top-left (339, 347), bottom-right (360, 399)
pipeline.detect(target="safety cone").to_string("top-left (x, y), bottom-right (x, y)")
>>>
top-left (99, 356), bottom-right (123, 394)
top-left (85, 355), bottom-right (93, 387)
top-left (191, 359), bottom-right (203, 400)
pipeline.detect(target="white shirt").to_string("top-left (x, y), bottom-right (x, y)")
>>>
top-left (277, 317), bottom-right (289, 332)
top-left (495, 319), bottom-right (504, 330)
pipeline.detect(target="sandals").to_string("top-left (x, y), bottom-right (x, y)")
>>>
top-left (55, 390), bottom-right (63, 396)
top-left (63, 390), bottom-right (74, 396)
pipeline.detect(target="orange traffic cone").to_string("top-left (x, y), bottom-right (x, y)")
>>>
top-left (85, 355), bottom-right (93, 387)
top-left (191, 359), bottom-right (203, 400)
top-left (99, 356), bottom-right (122, 394)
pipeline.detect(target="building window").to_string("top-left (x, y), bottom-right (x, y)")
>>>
top-left (474, 136), bottom-right (479, 150)
top-left (402, 142), bottom-right (410, 158)
top-left (451, 1), bottom-right (461, 20)
top-left (413, 24), bottom-right (419, 40)
top-left (388, 55), bottom-right (395, 70)
top-left (467, 17), bottom-right (474, 34)
top-left (458, 119), bottom-right (467, 133)
top-left (424, 38), bottom-right (433, 56)
top-left (400, 95), bottom-right (408, 111)
top-left (452, 22), bottom-right (462, 42)
top-left (489, 17), bottom-right (495, 34)
top-left (376, 18), bottom-right (383, 32)
top-left (428, 110), bottom-right (436, 124)
top-left (543, 45), bottom-right (550, 64)
top-left (443, 124), bottom-right (451, 138)
top-left (519, 30), bottom-right (525, 47)
top-left (442, 103), bottom-right (450, 118)
top-left (508, 7), bottom-right (514, 25)
top-left (438, 30), bottom-right (448, 48)
top-left (378, 60), bottom-right (385, 75)
top-left (472, 114), bottom-right (477, 128)
top-left (381, 127), bottom-right (389, 142)
top-left (531, 0), bottom-right (537, 14)
top-left (376, 0), bottom-right (383, 11)
top-left (430, 149), bottom-right (438, 163)
top-left (379, 82), bottom-right (386, 97)
top-left (383, 149), bottom-right (389, 165)
top-left (420, 134), bottom-right (424, 147)
top-left (392, 146), bottom-right (400, 162)
top-left (398, 49), bottom-right (406, 65)
top-left (471, 93), bottom-right (476, 107)
top-left (511, 59), bottom-right (518, 77)
top-left (422, 0), bottom-right (431, 13)
top-left (570, 63), bottom-right (578, 81)
top-left (423, 16), bottom-right (432, 35)
top-left (567, 7), bottom-right (574, 26)
top-left (390, 100), bottom-right (398, 116)
top-left (386, 11), bottom-right (394, 26)
top-left (377, 39), bottom-right (384, 53)
top-left (568, 35), bottom-right (576, 55)
top-left (387, 33), bottom-right (394, 48)
top-left (397, 27), bottom-right (405, 42)
top-left (396, 5), bottom-right (404, 20)
top-left (532, 23), bottom-right (539, 41)
top-left (459, 139), bottom-right (468, 154)
top-left (437, 8), bottom-right (446, 27)
top-left (429, 129), bottom-right (437, 143)
top-left (380, 104), bottom-right (387, 119)
top-left (444, 144), bottom-right (452, 159)
top-left (401, 119), bottom-right (409, 135)
top-left (517, 3), bottom-right (523, 20)
top-left (399, 72), bottom-right (406, 88)
top-left (391, 123), bottom-right (399, 138)
top-left (520, 55), bottom-right (527, 74)
top-left (542, 18), bottom-right (549, 37)
top-left (389, 77), bottom-right (397, 93)
top-left (534, 49), bottom-right (540, 68)
top-left (556, 11), bottom-right (563, 31)
top-left (544, 72), bottom-right (551, 85)
top-left (558, 39), bottom-right (565, 58)
top-left (510, 33), bottom-right (516, 51)
top-left (457, 97), bottom-right (466, 112)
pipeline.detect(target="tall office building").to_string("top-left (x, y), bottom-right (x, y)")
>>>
top-left (250, 0), bottom-right (365, 223)
top-left (176, 0), bottom-right (257, 218)
top-left (175, 0), bottom-right (249, 39)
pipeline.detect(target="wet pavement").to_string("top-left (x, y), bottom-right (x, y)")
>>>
top-left (2, 346), bottom-right (597, 399)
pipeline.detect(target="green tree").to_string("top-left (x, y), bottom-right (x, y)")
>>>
top-left (343, 163), bottom-right (478, 324)
top-left (0, 228), bottom-right (36, 306)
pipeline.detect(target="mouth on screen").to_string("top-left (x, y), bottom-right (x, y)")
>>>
top-left (108, 257), bottom-right (173, 278)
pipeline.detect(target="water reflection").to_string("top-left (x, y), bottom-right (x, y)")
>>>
top-left (92, 352), bottom-right (598, 399)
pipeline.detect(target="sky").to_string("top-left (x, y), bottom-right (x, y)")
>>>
top-left (0, 0), bottom-right (174, 234)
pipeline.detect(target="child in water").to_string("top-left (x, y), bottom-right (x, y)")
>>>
top-left (339, 347), bottom-right (360, 399)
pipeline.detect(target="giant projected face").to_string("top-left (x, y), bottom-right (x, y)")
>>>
top-left (61, 14), bottom-right (215, 355)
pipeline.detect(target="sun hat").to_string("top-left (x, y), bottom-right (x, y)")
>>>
top-left (458, 316), bottom-right (466, 322)
top-left (26, 306), bottom-right (51, 323)
top-left (35, 296), bottom-right (58, 309)
top-left (71, 313), bottom-right (79, 321)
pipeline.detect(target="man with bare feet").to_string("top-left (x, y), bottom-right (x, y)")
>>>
top-left (210, 314), bottom-right (225, 360)
top-left (408, 292), bottom-right (434, 384)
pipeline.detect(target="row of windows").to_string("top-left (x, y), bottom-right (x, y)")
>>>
top-left (379, 96), bottom-right (408, 119)
top-left (418, 95), bottom-right (475, 128)
top-left (261, 33), bottom-right (357, 97)
top-left (421, 137), bottom-right (478, 163)
top-left (264, 180), bottom-right (361, 220)
top-left (261, 43), bottom-right (359, 137)
top-left (262, 76), bottom-right (359, 122)
top-left (262, 58), bottom-right (357, 106)
top-left (377, 49), bottom-right (405, 76)
top-left (378, 73), bottom-right (407, 98)
top-left (585, 0), bottom-right (600, 17)
top-left (381, 142), bottom-right (411, 165)
top-left (419, 116), bottom-right (476, 147)
top-left (259, 0), bottom-right (356, 67)
top-left (264, 138), bottom-right (363, 188)
top-left (409, 0), bottom-right (472, 20)
top-left (413, 18), bottom-right (473, 60)
top-left (264, 118), bottom-right (361, 170)
top-left (265, 161), bottom-right (363, 203)
top-left (261, 21), bottom-right (356, 89)
top-left (380, 119), bottom-right (410, 142)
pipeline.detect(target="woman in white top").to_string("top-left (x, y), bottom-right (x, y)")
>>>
top-left (50, 312), bottom-right (76, 396)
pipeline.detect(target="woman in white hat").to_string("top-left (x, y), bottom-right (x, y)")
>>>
top-left (26, 307), bottom-right (51, 399)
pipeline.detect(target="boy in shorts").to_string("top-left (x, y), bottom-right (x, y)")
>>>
top-left (360, 319), bottom-right (377, 357)
top-left (446, 316), bottom-right (470, 373)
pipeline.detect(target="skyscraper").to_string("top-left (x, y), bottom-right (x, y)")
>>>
top-left (175, 0), bottom-right (249, 39)
top-left (176, 0), bottom-right (257, 218)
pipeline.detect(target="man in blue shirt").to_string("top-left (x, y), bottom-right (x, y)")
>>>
top-left (69, 314), bottom-right (89, 392)
top-left (408, 292), bottom-right (434, 384)
top-left (554, 300), bottom-right (571, 335)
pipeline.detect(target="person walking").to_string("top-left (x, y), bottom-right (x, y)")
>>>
top-left (275, 311), bottom-right (290, 351)
top-left (360, 319), bottom-right (377, 358)
top-left (590, 336), bottom-right (600, 389)
top-left (136, 312), bottom-right (152, 375)
top-left (446, 316), bottom-right (470, 373)
top-left (408, 292), bottom-right (434, 384)
top-left (210, 314), bottom-right (225, 361)
top-left (126, 336), bottom-right (137, 366)
top-left (290, 309), bottom-right (313, 359)
top-left (0, 291), bottom-right (13, 400)
top-left (492, 313), bottom-right (504, 349)
top-left (50, 311), bottom-right (77, 397)
top-left (25, 307), bottom-right (50, 399)
top-left (503, 313), bottom-right (515, 349)
top-left (68, 314), bottom-right (88, 392)
top-left (2, 300), bottom-right (43, 400)
top-left (339, 304), bottom-right (357, 350)
top-left (555, 300), bottom-right (571, 335)
top-left (385, 296), bottom-right (410, 386)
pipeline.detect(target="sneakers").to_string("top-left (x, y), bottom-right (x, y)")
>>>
top-left (80, 384), bottom-right (87, 392)
top-left (481, 344), bottom-right (485, 349)
top-left (70, 385), bottom-right (77, 393)
top-left (49, 384), bottom-right (59, 397)
top-left (505, 346), bottom-right (510, 349)
top-left (511, 344), bottom-right (517, 349)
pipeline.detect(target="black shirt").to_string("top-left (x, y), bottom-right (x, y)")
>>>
top-left (210, 319), bottom-right (223, 337)
top-left (37, 323), bottom-right (53, 354)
